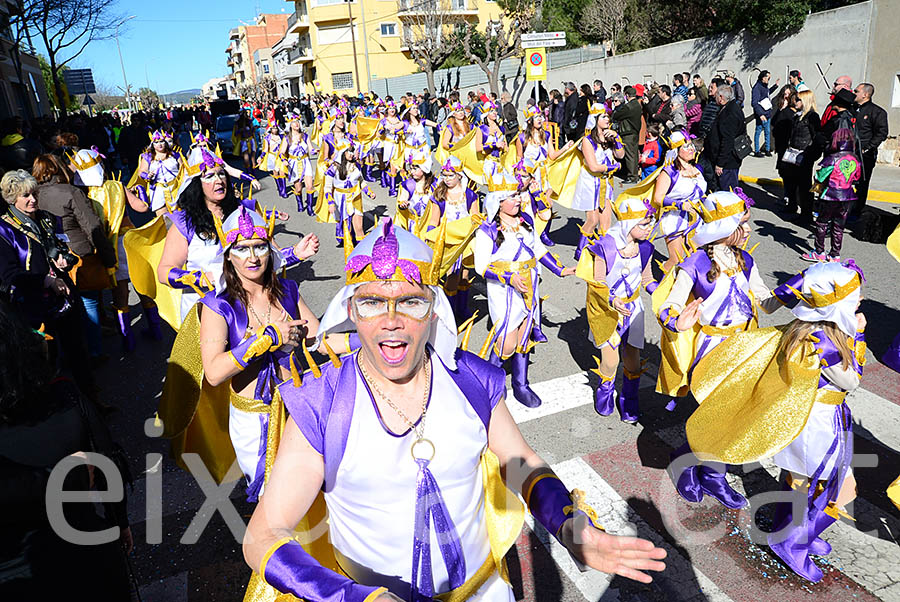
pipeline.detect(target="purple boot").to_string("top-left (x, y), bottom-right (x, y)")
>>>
top-left (306, 193), bottom-right (316, 216)
top-left (389, 174), bottom-right (398, 197)
top-left (295, 193), bottom-right (305, 213)
top-left (594, 375), bottom-right (615, 416)
top-left (768, 504), bottom-right (834, 582)
top-left (674, 456), bottom-right (748, 509)
top-left (117, 309), bottom-right (136, 352)
top-left (510, 352), bottom-right (542, 408)
top-left (540, 215), bottom-right (555, 247)
top-left (618, 369), bottom-right (640, 423)
top-left (574, 227), bottom-right (593, 261)
top-left (883, 331), bottom-right (900, 373)
top-left (141, 303), bottom-right (163, 340)
top-left (380, 170), bottom-right (389, 189)
top-left (770, 482), bottom-right (832, 556)
top-left (275, 177), bottom-right (289, 198)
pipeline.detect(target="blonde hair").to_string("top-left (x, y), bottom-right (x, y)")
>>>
top-left (783, 319), bottom-right (853, 370)
top-left (0, 169), bottom-right (38, 203)
top-left (798, 89), bottom-right (817, 119)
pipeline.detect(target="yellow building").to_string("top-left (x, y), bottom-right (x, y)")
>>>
top-left (284, 0), bottom-right (504, 94)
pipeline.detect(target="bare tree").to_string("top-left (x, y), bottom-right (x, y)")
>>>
top-left (402, 0), bottom-right (464, 95)
top-left (24, 0), bottom-right (121, 118)
top-left (581, 0), bottom-right (626, 55)
top-left (257, 75), bottom-right (277, 105)
top-left (461, 2), bottom-right (535, 96)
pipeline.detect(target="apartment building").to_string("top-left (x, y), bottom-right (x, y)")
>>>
top-left (281, 0), bottom-right (503, 95)
top-left (0, 0), bottom-right (49, 118)
top-left (225, 14), bottom-right (289, 87)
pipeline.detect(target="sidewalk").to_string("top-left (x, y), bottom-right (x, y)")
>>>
top-left (739, 154), bottom-right (900, 208)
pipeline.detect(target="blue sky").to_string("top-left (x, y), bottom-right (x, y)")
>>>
top-left (51, 0), bottom-right (290, 94)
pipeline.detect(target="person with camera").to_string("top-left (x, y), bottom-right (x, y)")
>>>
top-left (0, 170), bottom-right (99, 403)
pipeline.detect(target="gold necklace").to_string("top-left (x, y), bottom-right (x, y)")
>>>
top-left (358, 349), bottom-right (434, 461)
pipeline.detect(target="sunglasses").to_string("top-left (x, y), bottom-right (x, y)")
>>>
top-left (351, 294), bottom-right (433, 321)
top-left (200, 170), bottom-right (227, 182)
top-left (229, 243), bottom-right (270, 259)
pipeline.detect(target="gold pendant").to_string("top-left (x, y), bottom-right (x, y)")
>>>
top-left (410, 437), bottom-right (435, 463)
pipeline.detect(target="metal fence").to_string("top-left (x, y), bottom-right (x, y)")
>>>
top-left (368, 44), bottom-right (607, 98)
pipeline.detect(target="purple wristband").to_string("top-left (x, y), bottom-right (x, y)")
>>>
top-left (771, 272), bottom-right (804, 308)
top-left (280, 245), bottom-right (300, 267)
top-left (526, 475), bottom-right (573, 541)
top-left (659, 307), bottom-right (680, 332)
top-left (539, 253), bottom-right (565, 277)
top-left (229, 325), bottom-right (281, 369)
top-left (263, 539), bottom-right (385, 602)
top-left (167, 267), bottom-right (202, 290)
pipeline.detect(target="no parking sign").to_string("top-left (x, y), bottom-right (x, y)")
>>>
top-left (526, 48), bottom-right (546, 81)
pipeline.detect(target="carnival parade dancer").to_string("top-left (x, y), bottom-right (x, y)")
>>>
top-left (578, 194), bottom-right (657, 423)
top-left (282, 110), bottom-right (316, 216)
top-left (428, 157), bottom-right (479, 318)
top-left (401, 103), bottom-right (437, 167)
top-left (241, 216), bottom-right (666, 602)
top-left (474, 171), bottom-right (576, 408)
top-left (475, 101), bottom-right (508, 185)
top-left (324, 146), bottom-right (374, 246)
top-left (437, 102), bottom-right (471, 158)
top-left (129, 129), bottom-right (184, 214)
top-left (153, 148), bottom-right (317, 324)
top-left (233, 111), bottom-right (258, 171)
top-left (395, 152), bottom-right (435, 236)
top-left (657, 190), bottom-right (783, 508)
top-left (571, 105), bottom-right (624, 260)
top-left (258, 122), bottom-right (289, 199)
top-left (70, 147), bottom-right (163, 350)
top-left (515, 105), bottom-right (573, 247)
top-left (683, 260), bottom-right (866, 582)
top-left (189, 130), bottom-right (260, 190)
top-left (376, 101), bottom-right (405, 196)
top-left (649, 130), bottom-right (706, 272)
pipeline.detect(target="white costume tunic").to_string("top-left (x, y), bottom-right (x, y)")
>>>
top-left (598, 249), bottom-right (645, 350)
top-left (403, 120), bottom-right (430, 159)
top-left (571, 137), bottom-right (616, 212)
top-left (326, 165), bottom-right (366, 220)
top-left (520, 134), bottom-right (551, 190)
top-left (474, 221), bottom-right (548, 350)
top-left (479, 125), bottom-right (506, 185)
top-left (260, 134), bottom-right (284, 172)
top-left (168, 211), bottom-right (224, 321)
top-left (325, 357), bottom-right (513, 601)
top-left (285, 133), bottom-right (313, 184)
top-left (657, 170), bottom-right (706, 239)
top-left (377, 118), bottom-right (403, 163)
top-left (147, 155), bottom-right (181, 212)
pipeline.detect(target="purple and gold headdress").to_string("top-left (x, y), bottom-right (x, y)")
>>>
top-left (343, 217), bottom-right (446, 286)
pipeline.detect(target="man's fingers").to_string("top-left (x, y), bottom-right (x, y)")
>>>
top-left (615, 566), bottom-right (655, 584)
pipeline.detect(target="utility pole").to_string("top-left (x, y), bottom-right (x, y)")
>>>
top-left (346, 0), bottom-right (362, 94)
top-left (357, 0), bottom-right (372, 92)
top-left (116, 15), bottom-right (137, 109)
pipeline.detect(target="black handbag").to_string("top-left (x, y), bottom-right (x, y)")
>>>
top-left (733, 133), bottom-right (752, 160)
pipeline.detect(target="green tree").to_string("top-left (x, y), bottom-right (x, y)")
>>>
top-left (38, 54), bottom-right (79, 111)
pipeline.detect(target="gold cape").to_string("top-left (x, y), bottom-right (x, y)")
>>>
top-left (651, 268), bottom-right (700, 397)
top-left (888, 221), bottom-right (900, 264)
top-left (546, 140), bottom-right (584, 209)
top-left (889, 474), bottom-right (900, 511)
top-left (575, 250), bottom-right (618, 346)
top-left (423, 214), bottom-right (482, 274)
top-left (686, 325), bottom-right (822, 465)
top-left (122, 215), bottom-right (184, 330)
top-left (242, 447), bottom-right (525, 602)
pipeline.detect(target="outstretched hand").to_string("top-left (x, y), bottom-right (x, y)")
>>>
top-left (562, 514), bottom-right (667, 584)
top-left (294, 233), bottom-right (320, 260)
top-left (675, 298), bottom-right (704, 332)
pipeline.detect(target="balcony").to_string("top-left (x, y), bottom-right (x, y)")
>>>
top-left (288, 9), bottom-right (309, 32)
top-left (288, 44), bottom-right (313, 63)
top-left (277, 63), bottom-right (302, 79)
top-left (229, 27), bottom-right (239, 39)
top-left (398, 0), bottom-right (476, 17)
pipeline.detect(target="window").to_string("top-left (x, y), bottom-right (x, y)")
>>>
top-left (332, 72), bottom-right (354, 90)
top-left (451, 0), bottom-right (466, 9)
top-left (380, 23), bottom-right (397, 37)
top-left (263, 63), bottom-right (270, 74)
top-left (317, 24), bottom-right (360, 45)
top-left (313, 0), bottom-right (347, 6)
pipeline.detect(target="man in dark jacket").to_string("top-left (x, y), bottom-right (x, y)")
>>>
top-left (725, 71), bottom-right (745, 108)
top-left (562, 82), bottom-right (581, 143)
top-left (501, 91), bottom-right (519, 144)
top-left (705, 85), bottom-right (746, 191)
top-left (648, 85), bottom-right (673, 126)
top-left (612, 86), bottom-right (642, 182)
top-left (751, 70), bottom-right (779, 157)
top-left (697, 78), bottom-right (724, 139)
top-left (0, 118), bottom-right (42, 171)
top-left (852, 82), bottom-right (889, 217)
top-left (593, 80), bottom-right (607, 105)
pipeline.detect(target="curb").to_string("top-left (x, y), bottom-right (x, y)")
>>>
top-left (739, 174), bottom-right (900, 204)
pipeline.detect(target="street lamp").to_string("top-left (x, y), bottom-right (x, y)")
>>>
top-left (116, 15), bottom-right (137, 110)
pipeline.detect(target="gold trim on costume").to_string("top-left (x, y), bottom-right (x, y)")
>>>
top-left (523, 473), bottom-right (560, 506)
top-left (784, 274), bottom-right (861, 308)
top-left (258, 537), bottom-right (293, 584)
top-left (699, 320), bottom-right (753, 337)
top-left (814, 388), bottom-right (847, 405)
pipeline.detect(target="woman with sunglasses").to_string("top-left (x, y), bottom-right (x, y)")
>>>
top-left (649, 130), bottom-right (706, 273)
top-left (474, 171), bottom-right (575, 408)
top-left (130, 128), bottom-right (184, 215)
top-left (157, 153), bottom-right (318, 322)
top-left (579, 196), bottom-right (658, 423)
top-left (427, 157), bottom-right (479, 318)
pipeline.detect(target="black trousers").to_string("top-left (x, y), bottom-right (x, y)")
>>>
top-left (852, 150), bottom-right (877, 216)
top-left (621, 134), bottom-right (639, 180)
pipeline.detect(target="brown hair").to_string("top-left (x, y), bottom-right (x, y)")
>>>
top-left (783, 319), bottom-right (853, 370)
top-left (704, 240), bottom-right (747, 283)
top-left (53, 132), bottom-right (79, 148)
top-left (222, 244), bottom-right (284, 309)
top-left (32, 154), bottom-right (72, 185)
top-left (448, 114), bottom-right (470, 139)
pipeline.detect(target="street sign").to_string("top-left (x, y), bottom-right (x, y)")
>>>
top-left (522, 39), bottom-right (566, 49)
top-left (526, 48), bottom-right (546, 82)
top-left (63, 69), bottom-right (96, 95)
top-left (82, 94), bottom-right (96, 106)
top-left (521, 31), bottom-right (566, 42)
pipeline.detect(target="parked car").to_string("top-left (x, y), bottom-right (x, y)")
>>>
top-left (215, 114), bottom-right (238, 156)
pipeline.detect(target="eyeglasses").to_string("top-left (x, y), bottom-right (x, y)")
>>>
top-left (351, 294), bottom-right (433, 321)
top-left (229, 243), bottom-right (270, 259)
top-left (200, 170), bottom-right (227, 182)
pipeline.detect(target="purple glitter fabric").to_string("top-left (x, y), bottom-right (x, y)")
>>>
top-left (226, 207), bottom-right (267, 244)
top-left (345, 219), bottom-right (422, 282)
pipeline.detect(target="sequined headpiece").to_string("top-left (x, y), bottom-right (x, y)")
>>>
top-left (343, 217), bottom-right (446, 286)
top-left (440, 156), bottom-right (463, 175)
top-left (149, 129), bottom-right (173, 143)
top-left (788, 260), bottom-right (864, 337)
top-left (214, 204), bottom-right (275, 247)
top-left (523, 105), bottom-right (541, 120)
top-left (689, 190), bottom-right (753, 248)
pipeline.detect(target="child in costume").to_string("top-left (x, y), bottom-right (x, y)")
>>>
top-left (475, 101), bottom-right (508, 185)
top-left (396, 151), bottom-right (435, 236)
top-left (571, 104), bottom-right (624, 260)
top-left (257, 122), bottom-right (288, 198)
top-left (324, 147), bottom-right (375, 246)
top-left (658, 190), bottom-right (783, 508)
top-left (282, 111), bottom-right (315, 216)
top-left (129, 129), bottom-right (184, 214)
top-left (474, 171), bottom-right (576, 407)
top-left (802, 128), bottom-right (862, 263)
top-left (578, 195), bottom-right (657, 422)
top-left (685, 260), bottom-right (866, 582)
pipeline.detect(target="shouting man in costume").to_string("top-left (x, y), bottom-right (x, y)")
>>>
top-left (242, 217), bottom-right (666, 601)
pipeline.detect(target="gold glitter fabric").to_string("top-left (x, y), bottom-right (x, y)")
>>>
top-left (686, 325), bottom-right (821, 465)
top-left (122, 215), bottom-right (183, 329)
top-left (159, 304), bottom-right (237, 484)
top-left (651, 269), bottom-right (699, 397)
top-left (575, 247), bottom-right (621, 347)
top-left (888, 474), bottom-right (900, 511)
